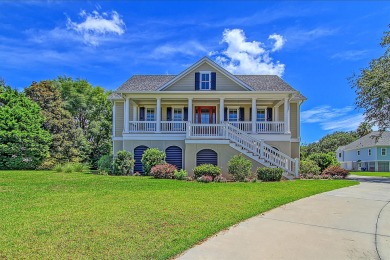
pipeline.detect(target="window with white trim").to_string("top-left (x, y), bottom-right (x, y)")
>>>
top-left (381, 148), bottom-right (387, 156)
top-left (368, 149), bottom-right (371, 156)
top-left (228, 108), bottom-right (239, 122)
top-left (146, 108), bottom-right (155, 121)
top-left (200, 72), bottom-right (211, 90)
top-left (256, 108), bottom-right (266, 121)
top-left (173, 108), bottom-right (183, 121)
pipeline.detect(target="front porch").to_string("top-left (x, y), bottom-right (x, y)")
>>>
top-left (120, 96), bottom-right (294, 136)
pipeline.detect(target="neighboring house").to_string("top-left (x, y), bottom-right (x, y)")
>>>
top-left (337, 131), bottom-right (390, 172)
top-left (109, 57), bottom-right (307, 178)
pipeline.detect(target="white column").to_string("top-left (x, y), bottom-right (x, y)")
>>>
top-left (112, 102), bottom-right (116, 136)
top-left (124, 97), bottom-right (129, 133)
top-left (274, 106), bottom-right (279, 121)
top-left (132, 102), bottom-right (137, 121)
top-left (284, 97), bottom-right (290, 134)
top-left (219, 98), bottom-right (224, 123)
top-left (188, 98), bottom-right (193, 122)
top-left (251, 98), bottom-right (257, 134)
top-left (156, 97), bottom-right (161, 132)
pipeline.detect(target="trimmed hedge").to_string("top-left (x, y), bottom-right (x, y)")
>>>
top-left (150, 163), bottom-right (177, 179)
top-left (141, 148), bottom-right (166, 175)
top-left (322, 165), bottom-right (349, 179)
top-left (228, 154), bottom-right (252, 182)
top-left (257, 167), bottom-right (284, 182)
top-left (113, 150), bottom-right (135, 176)
top-left (193, 164), bottom-right (221, 179)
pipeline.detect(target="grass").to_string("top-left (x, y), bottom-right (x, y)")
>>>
top-left (350, 171), bottom-right (390, 177)
top-left (0, 171), bottom-right (357, 259)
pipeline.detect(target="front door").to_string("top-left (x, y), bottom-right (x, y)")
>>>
top-left (195, 106), bottom-right (216, 124)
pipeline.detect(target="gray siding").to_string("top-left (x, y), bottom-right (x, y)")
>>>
top-left (165, 63), bottom-right (246, 91)
top-left (115, 102), bottom-right (124, 137)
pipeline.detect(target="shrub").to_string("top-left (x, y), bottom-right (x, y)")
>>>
top-left (213, 175), bottom-right (227, 183)
top-left (63, 163), bottom-right (74, 173)
top-left (244, 177), bottom-right (257, 183)
top-left (150, 163), bottom-right (177, 179)
top-left (308, 153), bottom-right (338, 171)
top-left (174, 169), bottom-right (188, 180)
top-left (322, 165), bottom-right (349, 179)
top-left (73, 163), bottom-right (89, 173)
top-left (228, 154), bottom-right (252, 182)
top-left (193, 164), bottom-right (221, 179)
top-left (257, 167), bottom-right (284, 182)
top-left (98, 155), bottom-right (113, 175)
top-left (133, 172), bottom-right (141, 176)
top-left (53, 164), bottom-right (63, 172)
top-left (141, 148), bottom-right (166, 175)
top-left (197, 175), bottom-right (213, 183)
top-left (113, 150), bottom-right (135, 176)
top-left (300, 160), bottom-right (321, 178)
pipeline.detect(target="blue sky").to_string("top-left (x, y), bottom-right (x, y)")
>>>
top-left (1, 1), bottom-right (389, 143)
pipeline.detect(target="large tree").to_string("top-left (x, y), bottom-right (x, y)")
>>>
top-left (25, 81), bottom-right (90, 168)
top-left (350, 26), bottom-right (390, 133)
top-left (56, 77), bottom-right (112, 168)
top-left (0, 84), bottom-right (51, 169)
top-left (356, 122), bottom-right (373, 138)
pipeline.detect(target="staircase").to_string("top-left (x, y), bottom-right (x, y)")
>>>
top-left (187, 122), bottom-right (299, 179)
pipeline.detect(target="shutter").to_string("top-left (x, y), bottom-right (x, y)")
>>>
top-left (250, 108), bottom-right (252, 121)
top-left (167, 107), bottom-right (172, 121)
top-left (196, 149), bottom-right (217, 166)
top-left (267, 107), bottom-right (273, 121)
top-left (166, 146), bottom-right (183, 170)
top-left (239, 107), bottom-right (245, 121)
top-left (139, 107), bottom-right (145, 121)
top-left (224, 107), bottom-right (228, 121)
top-left (183, 107), bottom-right (188, 121)
top-left (134, 145), bottom-right (148, 174)
top-left (195, 72), bottom-right (200, 90)
top-left (211, 72), bottom-right (216, 90)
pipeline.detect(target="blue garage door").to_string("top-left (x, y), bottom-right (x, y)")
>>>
top-left (196, 149), bottom-right (217, 166)
top-left (166, 146), bottom-right (183, 170)
top-left (134, 146), bottom-right (148, 174)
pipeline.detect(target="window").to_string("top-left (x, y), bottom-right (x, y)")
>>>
top-left (368, 149), bottom-right (371, 156)
top-left (146, 108), bottom-right (155, 121)
top-left (200, 72), bottom-right (210, 90)
top-left (173, 108), bottom-right (183, 121)
top-left (256, 109), bottom-right (266, 121)
top-left (338, 152), bottom-right (342, 158)
top-left (228, 108), bottom-right (239, 122)
top-left (381, 148), bottom-right (387, 156)
top-left (357, 150), bottom-right (360, 156)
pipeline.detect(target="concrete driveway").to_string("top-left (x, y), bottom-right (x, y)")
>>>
top-left (178, 176), bottom-right (390, 260)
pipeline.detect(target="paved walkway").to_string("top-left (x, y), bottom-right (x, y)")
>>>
top-left (178, 176), bottom-right (390, 260)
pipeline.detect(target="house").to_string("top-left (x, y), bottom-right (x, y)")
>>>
top-left (109, 57), bottom-right (307, 178)
top-left (336, 131), bottom-right (390, 172)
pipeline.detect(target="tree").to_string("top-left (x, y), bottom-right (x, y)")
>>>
top-left (56, 77), bottom-right (112, 168)
top-left (25, 80), bottom-right (90, 168)
top-left (356, 122), bottom-right (373, 137)
top-left (351, 25), bottom-right (390, 133)
top-left (0, 85), bottom-right (51, 169)
top-left (305, 131), bottom-right (359, 155)
top-left (307, 152), bottom-right (339, 172)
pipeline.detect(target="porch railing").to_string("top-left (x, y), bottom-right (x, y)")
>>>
top-left (161, 121), bottom-right (187, 133)
top-left (129, 121), bottom-right (157, 132)
top-left (256, 121), bottom-right (285, 133)
top-left (187, 123), bottom-right (226, 138)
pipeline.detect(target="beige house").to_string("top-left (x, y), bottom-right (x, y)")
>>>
top-left (109, 57), bottom-right (306, 178)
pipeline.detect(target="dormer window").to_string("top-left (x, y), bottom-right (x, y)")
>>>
top-left (200, 72), bottom-right (211, 90)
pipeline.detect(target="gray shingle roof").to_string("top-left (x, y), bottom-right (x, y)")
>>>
top-left (340, 131), bottom-right (390, 150)
top-left (115, 74), bottom-right (306, 100)
top-left (108, 92), bottom-right (123, 100)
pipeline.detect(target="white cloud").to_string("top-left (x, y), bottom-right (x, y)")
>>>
top-left (66, 10), bottom-right (125, 46)
top-left (268, 34), bottom-right (285, 52)
top-left (302, 105), bottom-right (364, 131)
top-left (331, 50), bottom-right (369, 61)
top-left (152, 41), bottom-right (207, 58)
top-left (212, 29), bottom-right (285, 76)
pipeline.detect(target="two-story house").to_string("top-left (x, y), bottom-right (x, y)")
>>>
top-left (337, 131), bottom-right (390, 172)
top-left (109, 57), bottom-right (306, 178)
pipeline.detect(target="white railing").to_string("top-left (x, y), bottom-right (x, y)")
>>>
top-left (225, 123), bottom-right (298, 177)
top-left (228, 121), bottom-right (252, 133)
top-left (256, 121), bottom-right (285, 133)
top-left (187, 123), bottom-right (226, 138)
top-left (129, 121), bottom-right (157, 132)
top-left (161, 121), bottom-right (187, 133)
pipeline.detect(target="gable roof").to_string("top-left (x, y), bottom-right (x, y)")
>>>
top-left (339, 131), bottom-right (390, 151)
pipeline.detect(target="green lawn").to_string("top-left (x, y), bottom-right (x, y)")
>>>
top-left (350, 171), bottom-right (390, 177)
top-left (0, 171), bottom-right (357, 259)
